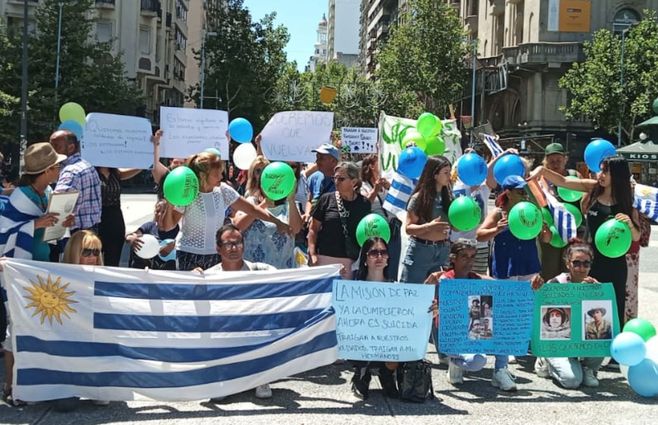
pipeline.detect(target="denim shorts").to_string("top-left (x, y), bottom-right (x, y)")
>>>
top-left (400, 238), bottom-right (450, 284)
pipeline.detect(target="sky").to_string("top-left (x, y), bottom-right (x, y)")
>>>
top-left (243, 0), bottom-right (328, 71)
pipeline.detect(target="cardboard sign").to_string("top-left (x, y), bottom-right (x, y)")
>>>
top-left (159, 106), bottom-right (229, 159)
top-left (333, 280), bottom-right (434, 362)
top-left (531, 282), bottom-right (619, 357)
top-left (341, 127), bottom-right (377, 154)
top-left (439, 279), bottom-right (534, 355)
top-left (83, 113), bottom-right (154, 169)
top-left (260, 111), bottom-right (334, 163)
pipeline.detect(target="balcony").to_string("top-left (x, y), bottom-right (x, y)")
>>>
top-left (141, 0), bottom-right (162, 15)
top-left (465, 15), bottom-right (478, 33)
top-left (95, 0), bottom-right (115, 7)
top-left (502, 42), bottom-right (584, 66)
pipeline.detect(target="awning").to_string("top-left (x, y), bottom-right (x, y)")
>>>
top-left (617, 141), bottom-right (658, 162)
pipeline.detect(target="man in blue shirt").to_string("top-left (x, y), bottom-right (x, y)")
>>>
top-left (304, 143), bottom-right (340, 221)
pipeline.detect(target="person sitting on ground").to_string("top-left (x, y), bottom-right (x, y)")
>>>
top-left (126, 199), bottom-right (180, 270)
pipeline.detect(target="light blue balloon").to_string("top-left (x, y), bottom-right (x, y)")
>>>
top-left (611, 332), bottom-right (646, 366)
top-left (584, 139), bottom-right (616, 172)
top-left (493, 154), bottom-right (525, 185)
top-left (58, 119), bottom-right (84, 139)
top-left (628, 359), bottom-right (658, 397)
top-left (397, 147), bottom-right (427, 180)
top-left (228, 117), bottom-right (253, 143)
top-left (158, 239), bottom-right (176, 262)
top-left (457, 153), bottom-right (487, 186)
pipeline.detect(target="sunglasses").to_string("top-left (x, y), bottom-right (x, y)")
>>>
top-left (219, 241), bottom-right (243, 250)
top-left (367, 249), bottom-right (388, 258)
top-left (571, 260), bottom-right (591, 268)
top-left (81, 248), bottom-right (101, 257)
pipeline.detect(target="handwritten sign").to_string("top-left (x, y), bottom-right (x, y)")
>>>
top-left (341, 127), bottom-right (377, 154)
top-left (439, 279), bottom-right (534, 355)
top-left (159, 107), bottom-right (228, 159)
top-left (83, 113), bottom-right (154, 169)
top-left (333, 280), bottom-right (434, 362)
top-left (260, 111), bottom-right (334, 163)
top-left (532, 283), bottom-right (619, 357)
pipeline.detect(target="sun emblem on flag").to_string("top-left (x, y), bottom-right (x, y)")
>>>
top-left (24, 275), bottom-right (78, 325)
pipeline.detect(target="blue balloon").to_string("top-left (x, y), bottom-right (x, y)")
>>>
top-left (397, 147), bottom-right (427, 180)
top-left (611, 332), bottom-right (646, 366)
top-left (58, 120), bottom-right (84, 139)
top-left (228, 118), bottom-right (253, 143)
top-left (584, 139), bottom-right (616, 172)
top-left (493, 154), bottom-right (525, 185)
top-left (628, 359), bottom-right (658, 397)
top-left (457, 153), bottom-right (487, 186)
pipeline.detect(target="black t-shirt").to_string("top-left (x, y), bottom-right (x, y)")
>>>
top-left (129, 221), bottom-right (180, 270)
top-left (312, 192), bottom-right (371, 258)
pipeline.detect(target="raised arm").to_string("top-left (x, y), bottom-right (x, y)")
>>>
top-left (151, 130), bottom-right (169, 184)
top-left (529, 166), bottom-right (597, 192)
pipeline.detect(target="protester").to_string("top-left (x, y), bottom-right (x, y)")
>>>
top-left (400, 156), bottom-right (453, 283)
top-left (530, 155), bottom-right (640, 327)
top-left (304, 143), bottom-right (340, 220)
top-left (308, 162), bottom-right (370, 278)
top-left (171, 152), bottom-right (291, 271)
top-left (532, 242), bottom-right (605, 388)
top-left (126, 199), bottom-right (179, 270)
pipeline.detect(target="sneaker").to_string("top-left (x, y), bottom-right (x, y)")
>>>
top-left (582, 368), bottom-right (599, 387)
top-left (448, 359), bottom-right (464, 385)
top-left (351, 367), bottom-right (371, 400)
top-left (534, 357), bottom-right (549, 378)
top-left (492, 368), bottom-right (517, 391)
top-left (378, 367), bottom-right (399, 398)
top-left (254, 384), bottom-right (272, 399)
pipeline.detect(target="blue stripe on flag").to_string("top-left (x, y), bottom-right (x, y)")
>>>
top-left (383, 193), bottom-right (409, 210)
top-left (93, 309), bottom-right (326, 332)
top-left (94, 277), bottom-right (333, 300)
top-left (17, 331), bottom-right (337, 388)
top-left (390, 178), bottom-right (413, 195)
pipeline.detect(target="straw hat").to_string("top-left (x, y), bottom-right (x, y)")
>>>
top-left (24, 143), bottom-right (67, 175)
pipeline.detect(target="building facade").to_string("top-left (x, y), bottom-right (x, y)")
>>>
top-left (327, 0), bottom-right (360, 68)
top-left (358, 0), bottom-right (406, 79)
top-left (306, 14), bottom-right (328, 72)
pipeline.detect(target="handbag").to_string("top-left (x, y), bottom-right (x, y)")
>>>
top-left (397, 360), bottom-right (435, 403)
top-left (335, 191), bottom-right (361, 260)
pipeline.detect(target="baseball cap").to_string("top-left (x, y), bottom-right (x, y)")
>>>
top-left (312, 143), bottom-right (340, 161)
top-left (545, 142), bottom-right (566, 156)
top-left (501, 175), bottom-right (527, 190)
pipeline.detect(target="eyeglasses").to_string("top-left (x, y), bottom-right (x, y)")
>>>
top-left (367, 249), bottom-right (388, 258)
top-left (218, 241), bottom-right (243, 250)
top-left (81, 248), bottom-right (101, 257)
top-left (571, 260), bottom-right (591, 268)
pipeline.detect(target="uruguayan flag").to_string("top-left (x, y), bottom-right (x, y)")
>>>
top-left (482, 134), bottom-right (504, 158)
top-left (382, 172), bottom-right (417, 219)
top-left (544, 190), bottom-right (577, 243)
top-left (1, 260), bottom-right (339, 402)
top-left (634, 183), bottom-right (658, 222)
top-left (0, 190), bottom-right (41, 260)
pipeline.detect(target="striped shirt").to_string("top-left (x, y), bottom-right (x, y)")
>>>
top-left (55, 153), bottom-right (102, 230)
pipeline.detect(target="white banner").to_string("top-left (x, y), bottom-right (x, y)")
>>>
top-left (260, 111), bottom-right (334, 163)
top-left (341, 127), bottom-right (377, 154)
top-left (1, 259), bottom-right (339, 402)
top-left (82, 113), bottom-right (154, 169)
top-left (159, 106), bottom-right (229, 159)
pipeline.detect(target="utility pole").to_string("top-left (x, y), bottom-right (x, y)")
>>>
top-left (469, 39), bottom-right (477, 147)
top-left (617, 27), bottom-right (629, 147)
top-left (19, 0), bottom-right (29, 175)
top-left (54, 2), bottom-right (64, 118)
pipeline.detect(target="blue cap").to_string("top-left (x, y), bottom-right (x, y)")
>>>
top-left (501, 175), bottom-right (527, 190)
top-left (312, 143), bottom-right (340, 161)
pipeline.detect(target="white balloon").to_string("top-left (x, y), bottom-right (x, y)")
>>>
top-left (136, 234), bottom-right (160, 259)
top-left (233, 143), bottom-right (257, 170)
top-left (645, 336), bottom-right (658, 362)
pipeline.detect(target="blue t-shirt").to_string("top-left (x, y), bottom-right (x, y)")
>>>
top-left (307, 171), bottom-right (335, 205)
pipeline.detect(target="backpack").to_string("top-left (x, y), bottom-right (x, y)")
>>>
top-left (397, 360), bottom-right (435, 403)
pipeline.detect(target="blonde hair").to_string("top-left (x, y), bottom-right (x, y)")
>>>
top-left (186, 151), bottom-right (224, 184)
top-left (63, 230), bottom-right (104, 266)
top-left (245, 155), bottom-right (270, 198)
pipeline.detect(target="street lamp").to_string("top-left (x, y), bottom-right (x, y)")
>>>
top-left (199, 30), bottom-right (217, 109)
top-left (469, 39), bottom-right (478, 147)
top-left (617, 24), bottom-right (637, 146)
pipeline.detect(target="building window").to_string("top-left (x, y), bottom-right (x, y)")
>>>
top-left (96, 21), bottom-right (113, 43)
top-left (139, 27), bottom-right (151, 55)
top-left (175, 28), bottom-right (187, 51)
top-left (173, 58), bottom-right (185, 81)
top-left (176, 0), bottom-right (188, 21)
top-left (613, 8), bottom-right (640, 34)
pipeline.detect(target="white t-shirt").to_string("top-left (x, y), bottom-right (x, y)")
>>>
top-left (175, 183), bottom-right (240, 255)
top-left (205, 260), bottom-right (276, 272)
top-left (450, 180), bottom-right (490, 247)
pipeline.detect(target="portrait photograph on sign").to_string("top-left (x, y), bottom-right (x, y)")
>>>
top-left (467, 295), bottom-right (493, 340)
top-left (540, 305), bottom-right (572, 341)
top-left (582, 300), bottom-right (613, 341)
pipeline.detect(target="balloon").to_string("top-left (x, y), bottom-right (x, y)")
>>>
top-left (584, 139), bottom-right (616, 172)
top-left (431, 118), bottom-right (443, 137)
top-left (424, 136), bottom-right (445, 155)
top-left (228, 118), bottom-right (253, 143)
top-left (163, 166), bottom-right (199, 207)
top-left (541, 207), bottom-right (554, 226)
top-left (448, 196), bottom-right (481, 232)
top-left (549, 225), bottom-right (567, 248)
top-left (610, 332), bottom-right (646, 366)
top-left (457, 153), bottom-right (487, 186)
top-left (594, 218), bottom-right (632, 258)
top-left (58, 120), bottom-right (84, 140)
top-left (563, 203), bottom-right (583, 227)
top-left (402, 129), bottom-right (425, 149)
top-left (508, 201), bottom-right (542, 240)
top-left (557, 177), bottom-right (584, 202)
top-left (319, 86), bottom-right (337, 104)
top-left (204, 147), bottom-right (222, 158)
top-left (624, 318), bottom-right (657, 342)
top-left (158, 239), bottom-right (176, 262)
top-left (233, 143), bottom-right (257, 170)
top-left (493, 154), bottom-right (525, 185)
top-left (260, 162), bottom-right (296, 201)
top-left (356, 214), bottom-right (391, 246)
top-left (628, 359), bottom-right (658, 397)
top-left (397, 147), bottom-right (427, 179)
top-left (136, 234), bottom-right (161, 259)
top-left (417, 112), bottom-right (439, 139)
top-left (59, 102), bottom-right (86, 126)
top-left (646, 336), bottom-right (658, 362)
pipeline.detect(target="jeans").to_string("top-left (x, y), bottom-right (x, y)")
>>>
top-left (400, 239), bottom-right (450, 284)
top-left (545, 357), bottom-right (604, 389)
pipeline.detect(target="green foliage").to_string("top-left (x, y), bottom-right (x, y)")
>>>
top-left (376, 0), bottom-right (468, 118)
top-left (560, 10), bottom-right (658, 142)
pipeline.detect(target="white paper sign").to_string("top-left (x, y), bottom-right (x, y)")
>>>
top-left (159, 107), bottom-right (229, 159)
top-left (341, 127), bottom-right (377, 154)
top-left (260, 111), bottom-right (334, 163)
top-left (83, 113), bottom-right (154, 169)
top-left (43, 191), bottom-right (79, 241)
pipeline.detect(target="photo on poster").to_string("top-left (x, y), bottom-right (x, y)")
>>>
top-left (582, 300), bottom-right (613, 341)
top-left (468, 295), bottom-right (493, 340)
top-left (540, 305), bottom-right (571, 340)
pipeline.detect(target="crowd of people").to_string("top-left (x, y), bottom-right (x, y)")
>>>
top-left (0, 126), bottom-right (654, 407)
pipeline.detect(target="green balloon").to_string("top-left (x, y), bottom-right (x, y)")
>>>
top-left (356, 213), bottom-right (391, 246)
top-left (563, 203), bottom-right (583, 227)
top-left (448, 196), bottom-right (481, 231)
top-left (59, 102), bottom-right (86, 126)
top-left (557, 177), bottom-right (584, 202)
top-left (424, 136), bottom-right (445, 156)
top-left (163, 166), bottom-right (199, 207)
top-left (417, 112), bottom-right (439, 139)
top-left (402, 129), bottom-right (425, 149)
top-left (541, 207), bottom-right (554, 226)
top-left (508, 201), bottom-right (542, 240)
top-left (594, 218), bottom-right (632, 258)
top-left (549, 225), bottom-right (567, 248)
top-left (624, 318), bottom-right (657, 342)
top-left (431, 118), bottom-right (443, 137)
top-left (260, 162), bottom-right (296, 201)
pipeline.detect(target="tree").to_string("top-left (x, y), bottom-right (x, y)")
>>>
top-left (376, 0), bottom-right (468, 118)
top-left (560, 10), bottom-right (658, 143)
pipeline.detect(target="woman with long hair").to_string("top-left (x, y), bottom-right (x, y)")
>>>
top-left (530, 155), bottom-right (640, 327)
top-left (400, 156), bottom-right (453, 284)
